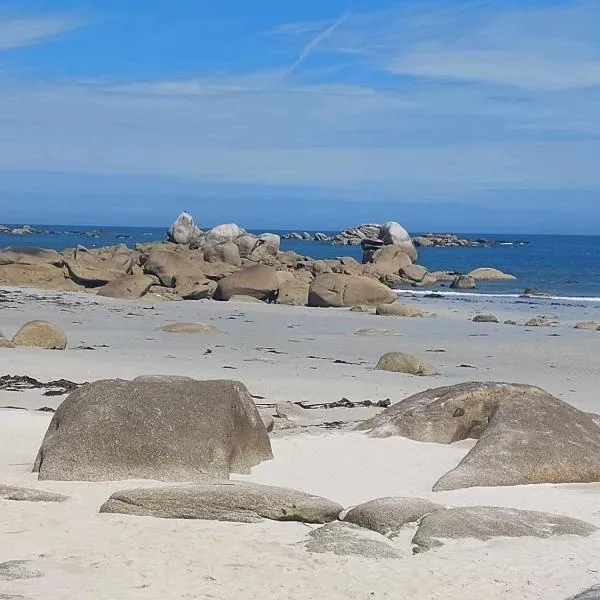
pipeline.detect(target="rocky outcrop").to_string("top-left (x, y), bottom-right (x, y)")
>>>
top-left (357, 382), bottom-right (600, 490)
top-left (12, 321), bottom-right (67, 350)
top-left (343, 497), bottom-right (445, 537)
top-left (0, 247), bottom-right (63, 267)
top-left (33, 378), bottom-right (273, 481)
top-left (100, 481), bottom-right (342, 524)
top-left (205, 223), bottom-right (245, 244)
top-left (167, 212), bottom-right (203, 245)
top-left (308, 274), bottom-right (397, 307)
top-left (303, 521), bottom-right (402, 559)
top-left (203, 241), bottom-right (242, 267)
top-left (414, 234), bottom-right (529, 248)
top-left (278, 279), bottom-right (309, 306)
top-left (412, 506), bottom-right (595, 553)
top-left (375, 352), bottom-right (438, 376)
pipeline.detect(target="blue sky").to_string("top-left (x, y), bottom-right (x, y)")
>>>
top-left (0, 0), bottom-right (599, 232)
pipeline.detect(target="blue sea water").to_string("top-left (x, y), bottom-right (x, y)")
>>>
top-left (1, 225), bottom-right (600, 300)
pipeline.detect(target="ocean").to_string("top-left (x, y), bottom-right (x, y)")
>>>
top-left (1, 225), bottom-right (600, 301)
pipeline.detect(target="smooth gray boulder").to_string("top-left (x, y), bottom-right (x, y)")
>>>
top-left (450, 275), bottom-right (476, 289)
top-left (167, 212), bottom-right (203, 245)
top-left (567, 585), bottom-right (600, 599)
top-left (0, 484), bottom-right (68, 503)
top-left (100, 481), bottom-right (342, 523)
top-left (356, 382), bottom-right (600, 491)
top-left (412, 506), bottom-right (595, 553)
top-left (343, 497), bottom-right (445, 537)
top-left (160, 322), bottom-right (222, 334)
top-left (33, 378), bottom-right (273, 481)
top-left (304, 521), bottom-right (402, 559)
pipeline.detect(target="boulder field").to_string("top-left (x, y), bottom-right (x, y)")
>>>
top-left (0, 216), bottom-right (517, 305)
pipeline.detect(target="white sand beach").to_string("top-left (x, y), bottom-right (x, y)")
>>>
top-left (1, 287), bottom-right (600, 599)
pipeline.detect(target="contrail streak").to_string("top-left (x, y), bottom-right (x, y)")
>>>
top-left (285, 9), bottom-right (351, 75)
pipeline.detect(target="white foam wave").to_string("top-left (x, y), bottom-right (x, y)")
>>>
top-left (395, 289), bottom-right (600, 303)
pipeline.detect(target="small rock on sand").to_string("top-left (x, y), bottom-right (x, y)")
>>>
top-left (355, 328), bottom-right (394, 336)
top-left (575, 321), bottom-right (600, 331)
top-left (0, 484), bottom-right (68, 503)
top-left (472, 314), bottom-right (499, 323)
top-left (304, 521), bottom-right (402, 559)
top-left (12, 320), bottom-right (67, 350)
top-left (375, 352), bottom-right (438, 376)
top-left (160, 322), bottom-right (223, 334)
top-left (566, 585), bottom-right (600, 599)
top-left (376, 303), bottom-right (423, 317)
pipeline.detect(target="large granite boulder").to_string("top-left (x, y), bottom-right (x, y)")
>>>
top-left (304, 522), bottom-right (402, 559)
top-left (12, 321), bottom-right (67, 350)
top-left (343, 497), bottom-right (445, 537)
top-left (308, 274), bottom-right (397, 307)
top-left (100, 481), bottom-right (342, 524)
top-left (167, 212), bottom-right (203, 245)
top-left (203, 241), bottom-right (242, 267)
top-left (96, 274), bottom-right (154, 299)
top-left (412, 506), bottom-right (595, 553)
top-left (278, 279), bottom-right (309, 306)
top-left (356, 382), bottom-right (600, 490)
top-left (0, 247), bottom-right (63, 267)
top-left (33, 378), bottom-right (273, 481)
top-left (375, 352), bottom-right (438, 376)
top-left (378, 222), bottom-right (417, 262)
top-left (63, 247), bottom-right (132, 288)
top-left (365, 245), bottom-right (412, 276)
top-left (214, 264), bottom-right (279, 301)
top-left (205, 223), bottom-right (245, 244)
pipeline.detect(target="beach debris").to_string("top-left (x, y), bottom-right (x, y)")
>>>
top-left (12, 320), bottom-right (67, 350)
top-left (375, 352), bottom-right (439, 376)
top-left (304, 521), bottom-right (402, 559)
top-left (34, 378), bottom-right (273, 482)
top-left (412, 506), bottom-right (595, 553)
top-left (100, 481), bottom-right (342, 524)
top-left (343, 497), bottom-right (446, 537)
top-left (0, 375), bottom-right (83, 396)
top-left (357, 381), bottom-right (600, 490)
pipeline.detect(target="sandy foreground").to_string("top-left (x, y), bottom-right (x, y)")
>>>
top-left (1, 286), bottom-right (600, 599)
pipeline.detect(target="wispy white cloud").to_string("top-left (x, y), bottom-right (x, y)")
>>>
top-left (0, 12), bottom-right (85, 50)
top-left (284, 9), bottom-right (351, 75)
top-left (279, 0), bottom-right (600, 90)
